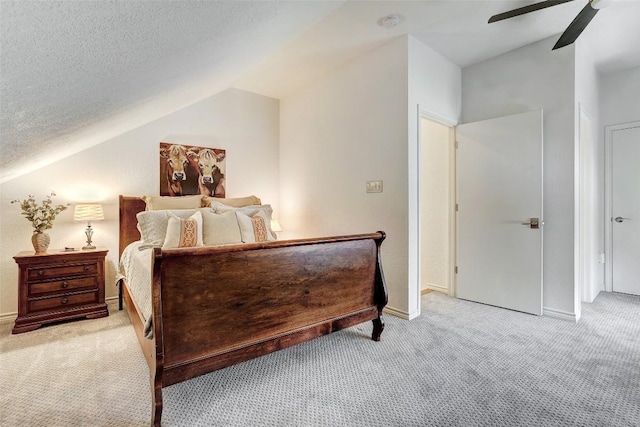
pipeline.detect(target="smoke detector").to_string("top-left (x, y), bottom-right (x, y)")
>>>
top-left (378, 14), bottom-right (403, 29)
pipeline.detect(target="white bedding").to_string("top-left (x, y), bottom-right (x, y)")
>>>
top-left (119, 241), bottom-right (154, 339)
top-left (119, 203), bottom-right (279, 340)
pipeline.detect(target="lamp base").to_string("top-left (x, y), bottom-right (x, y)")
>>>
top-left (83, 224), bottom-right (96, 250)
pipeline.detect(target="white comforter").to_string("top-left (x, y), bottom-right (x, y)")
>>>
top-left (119, 241), bottom-right (154, 339)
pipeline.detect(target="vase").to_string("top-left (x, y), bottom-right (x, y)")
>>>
top-left (32, 232), bottom-right (51, 254)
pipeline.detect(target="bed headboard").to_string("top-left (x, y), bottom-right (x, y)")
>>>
top-left (119, 195), bottom-right (146, 257)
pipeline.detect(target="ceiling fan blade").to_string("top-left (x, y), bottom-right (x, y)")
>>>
top-left (552, 1), bottom-right (599, 50)
top-left (488, 0), bottom-right (575, 23)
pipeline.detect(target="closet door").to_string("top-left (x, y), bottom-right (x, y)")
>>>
top-left (457, 110), bottom-right (543, 315)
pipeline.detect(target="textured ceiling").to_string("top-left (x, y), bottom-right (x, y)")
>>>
top-left (2, 0), bottom-right (639, 183)
top-left (0, 0), bottom-right (342, 182)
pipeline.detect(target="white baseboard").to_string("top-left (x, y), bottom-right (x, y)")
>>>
top-left (424, 283), bottom-right (449, 293)
top-left (383, 305), bottom-right (420, 320)
top-left (0, 311), bottom-right (17, 325)
top-left (383, 306), bottom-right (408, 319)
top-left (543, 306), bottom-right (578, 322)
top-left (106, 296), bottom-right (119, 310)
top-left (583, 288), bottom-right (604, 304)
top-left (406, 310), bottom-right (420, 320)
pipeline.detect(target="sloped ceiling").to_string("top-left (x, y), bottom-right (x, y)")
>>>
top-left (2, 0), bottom-right (640, 183)
top-left (0, 0), bottom-right (342, 183)
top-left (234, 0), bottom-right (640, 99)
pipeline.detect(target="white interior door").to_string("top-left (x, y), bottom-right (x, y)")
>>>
top-left (457, 110), bottom-right (543, 315)
top-left (611, 125), bottom-right (640, 296)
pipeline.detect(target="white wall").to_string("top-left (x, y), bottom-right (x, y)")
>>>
top-left (600, 66), bottom-right (640, 127)
top-left (599, 66), bottom-right (640, 295)
top-left (0, 88), bottom-right (280, 319)
top-left (462, 36), bottom-right (578, 319)
top-left (574, 39), bottom-right (602, 307)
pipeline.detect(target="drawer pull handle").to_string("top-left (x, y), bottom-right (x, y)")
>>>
top-left (61, 297), bottom-right (68, 304)
top-left (83, 266), bottom-right (89, 271)
top-left (38, 270), bottom-right (44, 276)
top-left (62, 281), bottom-right (69, 288)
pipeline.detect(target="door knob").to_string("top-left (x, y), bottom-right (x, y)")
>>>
top-left (521, 218), bottom-right (540, 229)
top-left (614, 217), bottom-right (631, 223)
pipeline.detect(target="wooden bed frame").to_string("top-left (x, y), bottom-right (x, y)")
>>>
top-left (118, 195), bottom-right (388, 426)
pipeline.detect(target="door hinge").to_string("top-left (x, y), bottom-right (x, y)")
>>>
top-left (455, 266), bottom-right (458, 274)
top-left (456, 203), bottom-right (459, 212)
top-left (455, 140), bottom-right (459, 149)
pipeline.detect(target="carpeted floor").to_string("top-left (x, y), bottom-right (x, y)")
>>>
top-left (1, 291), bottom-right (639, 426)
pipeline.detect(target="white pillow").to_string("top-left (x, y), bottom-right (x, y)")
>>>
top-left (143, 195), bottom-right (202, 210)
top-left (162, 211), bottom-right (204, 249)
top-left (235, 210), bottom-right (276, 243)
top-left (137, 209), bottom-right (197, 247)
top-left (199, 209), bottom-right (242, 246)
top-left (209, 201), bottom-right (273, 217)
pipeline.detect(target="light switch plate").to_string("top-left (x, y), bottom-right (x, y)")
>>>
top-left (366, 180), bottom-right (383, 193)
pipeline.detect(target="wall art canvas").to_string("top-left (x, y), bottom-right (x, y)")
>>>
top-left (159, 142), bottom-right (226, 197)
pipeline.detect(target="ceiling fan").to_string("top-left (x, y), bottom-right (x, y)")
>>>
top-left (488, 0), bottom-right (609, 50)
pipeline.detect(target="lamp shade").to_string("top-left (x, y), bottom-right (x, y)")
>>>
top-left (74, 204), bottom-right (104, 222)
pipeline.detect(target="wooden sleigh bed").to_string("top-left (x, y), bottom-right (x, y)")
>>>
top-left (118, 196), bottom-right (388, 426)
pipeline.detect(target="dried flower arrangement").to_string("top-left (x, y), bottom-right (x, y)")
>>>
top-left (11, 192), bottom-right (69, 233)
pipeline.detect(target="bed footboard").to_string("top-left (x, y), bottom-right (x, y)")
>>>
top-left (145, 232), bottom-right (387, 426)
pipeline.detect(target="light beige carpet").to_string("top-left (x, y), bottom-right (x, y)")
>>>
top-left (1, 292), bottom-right (639, 426)
top-left (0, 302), bottom-right (149, 426)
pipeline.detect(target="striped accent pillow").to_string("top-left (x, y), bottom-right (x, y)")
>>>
top-left (250, 215), bottom-right (269, 242)
top-left (163, 211), bottom-right (204, 249)
top-left (235, 210), bottom-right (277, 243)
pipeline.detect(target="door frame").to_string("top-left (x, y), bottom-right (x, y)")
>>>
top-left (577, 104), bottom-right (598, 303)
top-left (604, 120), bottom-right (640, 292)
top-left (416, 106), bottom-right (457, 304)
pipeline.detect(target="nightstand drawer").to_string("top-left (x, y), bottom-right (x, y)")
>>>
top-left (28, 291), bottom-right (99, 312)
top-left (13, 248), bottom-right (108, 334)
top-left (29, 277), bottom-right (97, 296)
top-left (27, 262), bottom-right (98, 280)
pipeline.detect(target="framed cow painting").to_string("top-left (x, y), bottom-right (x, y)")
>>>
top-left (159, 142), bottom-right (226, 197)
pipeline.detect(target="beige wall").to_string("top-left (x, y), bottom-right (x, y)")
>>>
top-left (420, 118), bottom-right (452, 292)
top-left (279, 36), bottom-right (410, 315)
top-left (280, 36), bottom-right (461, 317)
top-left (0, 36), bottom-right (464, 321)
top-left (407, 35), bottom-right (462, 316)
top-left (0, 88), bottom-right (280, 320)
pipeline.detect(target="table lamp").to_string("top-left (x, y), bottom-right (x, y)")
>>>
top-left (74, 203), bottom-right (104, 249)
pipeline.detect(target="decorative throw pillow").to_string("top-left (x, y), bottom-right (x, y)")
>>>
top-left (162, 211), bottom-right (204, 249)
top-left (143, 195), bottom-right (202, 211)
top-left (199, 209), bottom-right (242, 246)
top-left (235, 210), bottom-right (277, 243)
top-left (209, 201), bottom-right (272, 216)
top-left (201, 195), bottom-right (261, 208)
top-left (136, 209), bottom-right (197, 247)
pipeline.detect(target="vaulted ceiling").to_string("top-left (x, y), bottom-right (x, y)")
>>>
top-left (2, 0), bottom-right (639, 183)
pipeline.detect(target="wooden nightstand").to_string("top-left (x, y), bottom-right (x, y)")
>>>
top-left (12, 248), bottom-right (109, 334)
